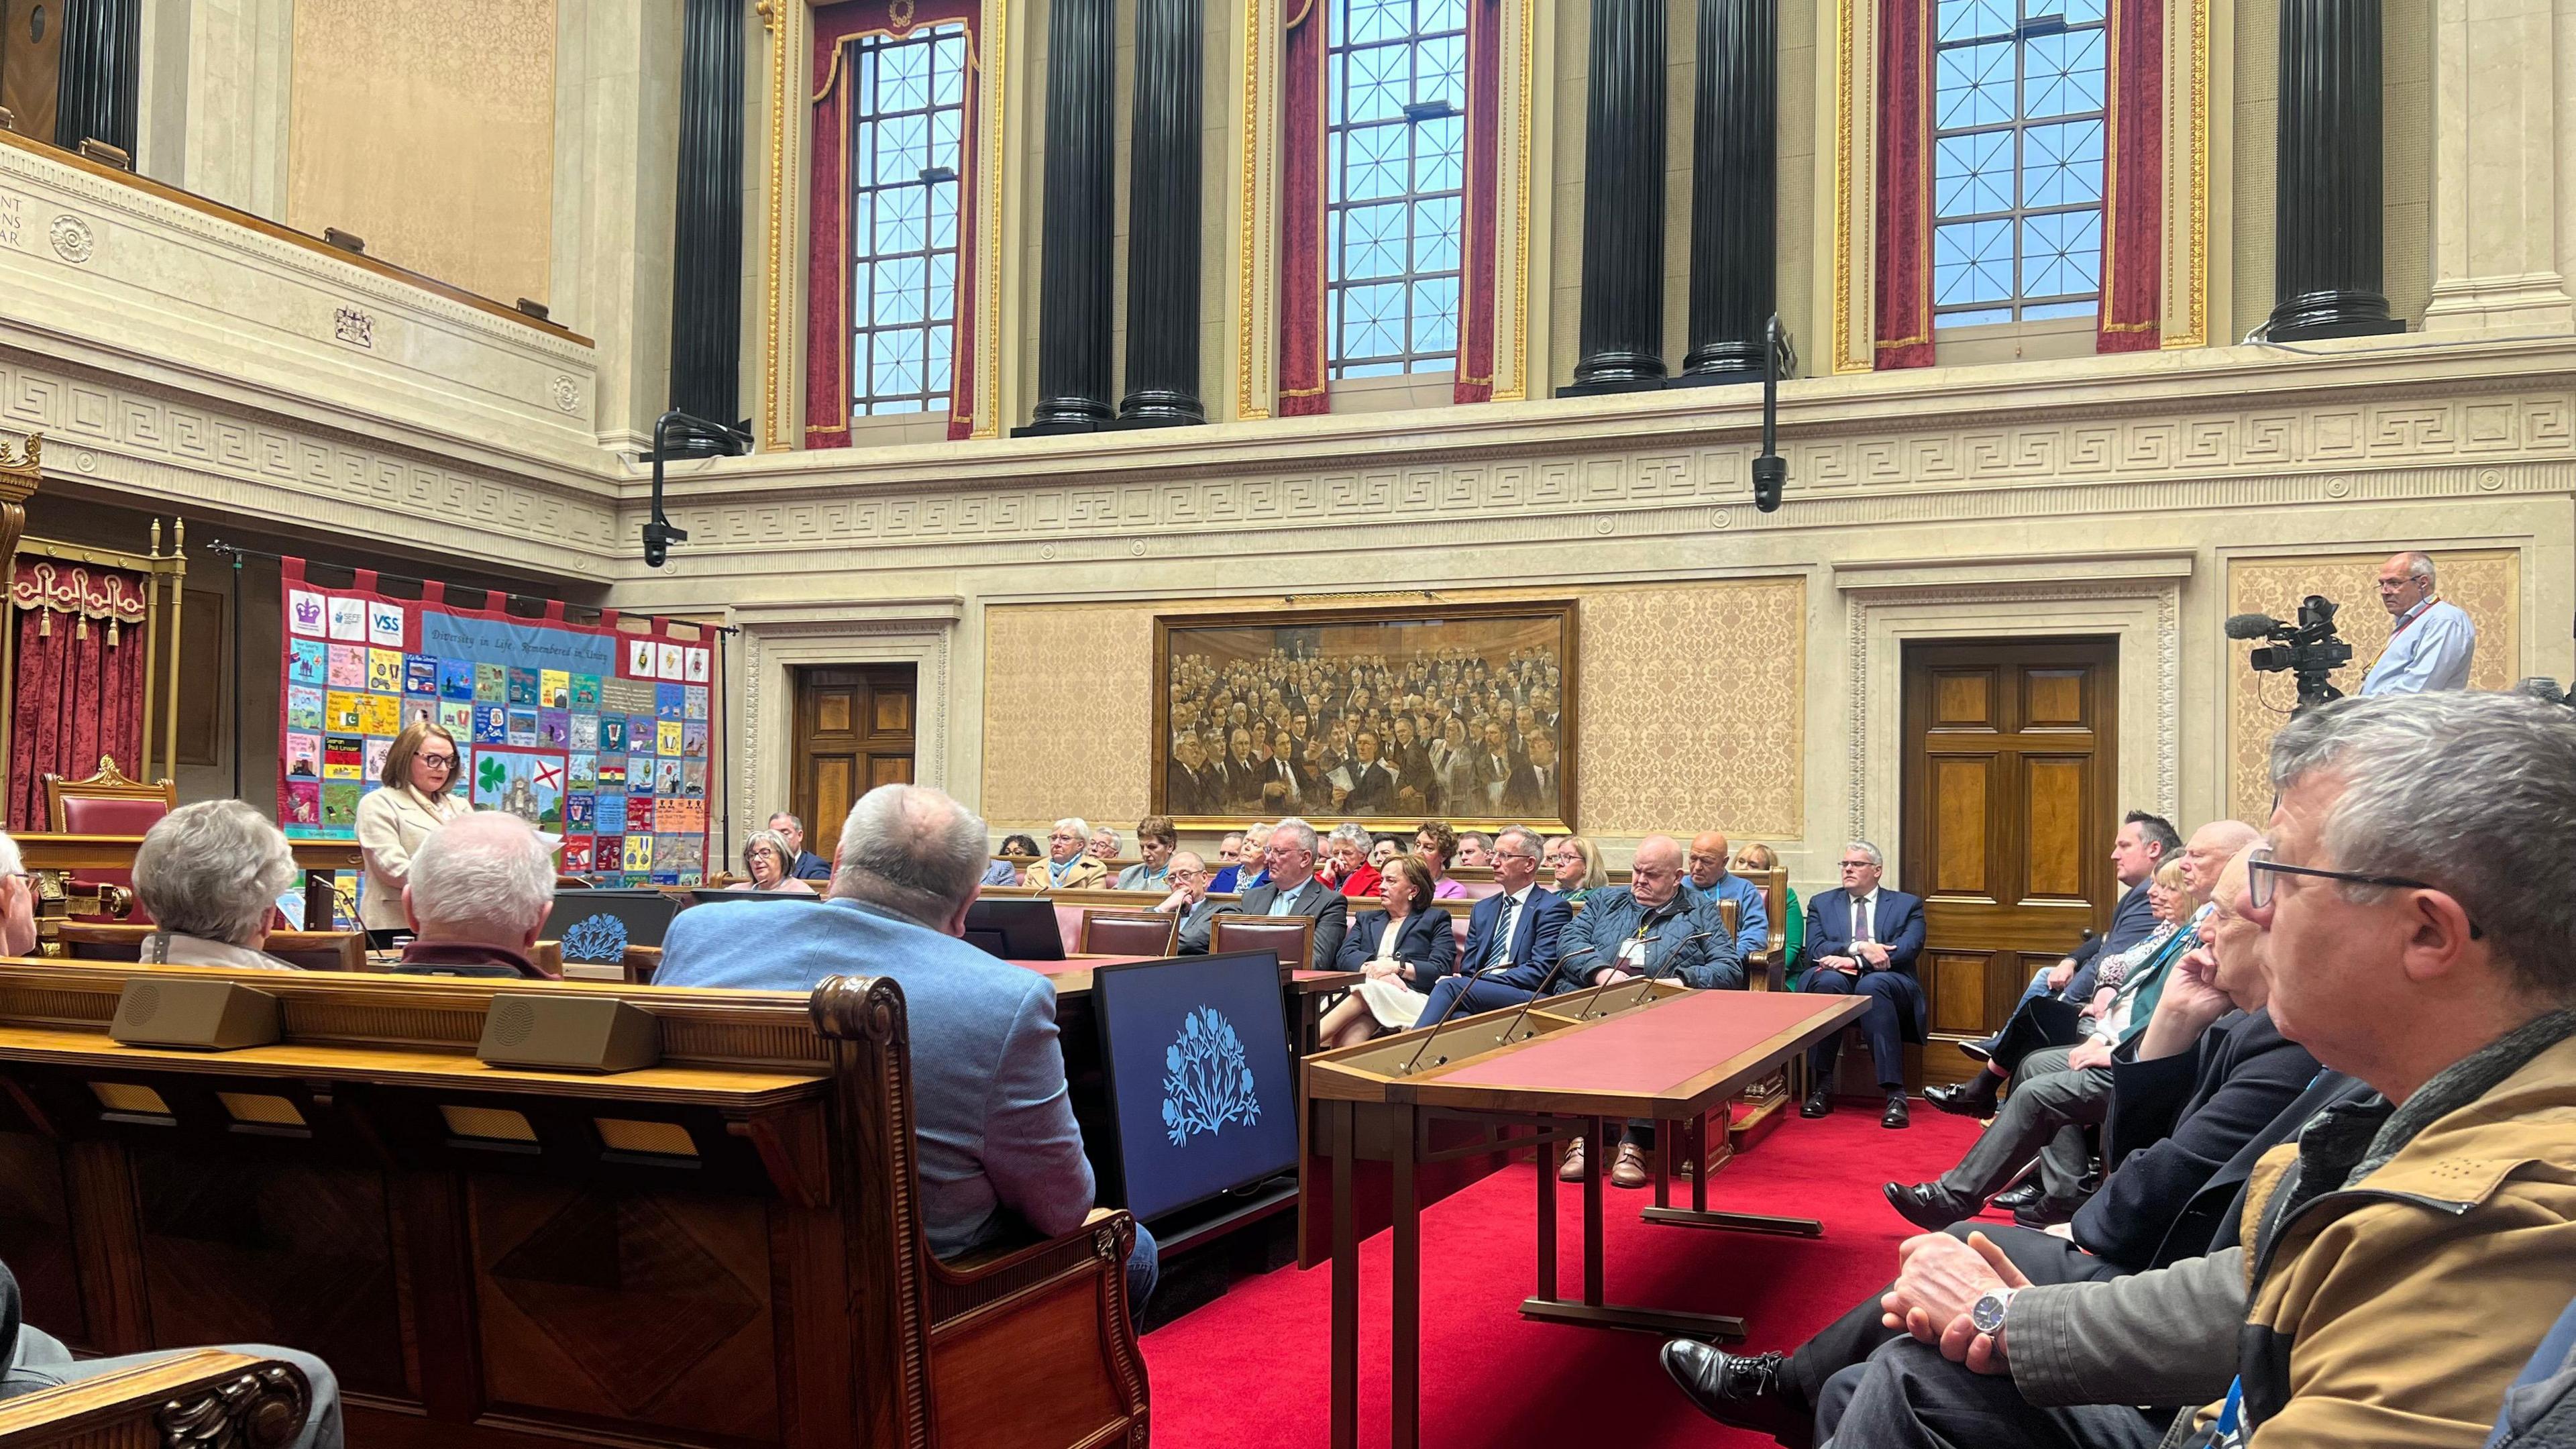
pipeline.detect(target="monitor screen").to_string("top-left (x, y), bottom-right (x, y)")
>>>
top-left (539, 891), bottom-right (682, 963)
top-left (962, 898), bottom-right (1065, 961)
top-left (686, 888), bottom-right (820, 908)
top-left (1090, 951), bottom-right (1299, 1222)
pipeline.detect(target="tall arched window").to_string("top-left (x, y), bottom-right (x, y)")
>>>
top-left (1929, 1), bottom-right (2108, 327)
top-left (1325, 0), bottom-right (1468, 377)
top-left (847, 23), bottom-right (970, 415)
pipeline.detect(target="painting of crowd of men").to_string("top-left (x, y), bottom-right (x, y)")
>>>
top-left (1158, 606), bottom-right (1571, 823)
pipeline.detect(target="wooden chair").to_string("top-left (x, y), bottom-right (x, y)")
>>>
top-left (1078, 909), bottom-right (1179, 956)
top-left (554, 875), bottom-right (593, 890)
top-left (0, 1348), bottom-right (312, 1448)
top-left (56, 923), bottom-right (366, 972)
top-left (40, 756), bottom-right (175, 926)
top-left (1211, 914), bottom-right (1318, 980)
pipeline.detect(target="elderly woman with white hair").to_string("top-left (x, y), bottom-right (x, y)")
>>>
top-left (132, 800), bottom-right (304, 970)
top-left (1022, 817), bottom-right (1109, 889)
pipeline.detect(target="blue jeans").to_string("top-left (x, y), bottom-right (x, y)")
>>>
top-left (1128, 1220), bottom-right (1159, 1318)
top-left (4, 1326), bottom-right (343, 1449)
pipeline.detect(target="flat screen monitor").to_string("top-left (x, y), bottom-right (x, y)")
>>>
top-left (1090, 951), bottom-right (1299, 1222)
top-left (540, 891), bottom-right (682, 965)
top-left (685, 888), bottom-right (820, 908)
top-left (963, 898), bottom-right (1064, 961)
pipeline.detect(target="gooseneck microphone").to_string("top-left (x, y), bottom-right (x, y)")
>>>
top-left (1396, 957), bottom-right (1523, 1076)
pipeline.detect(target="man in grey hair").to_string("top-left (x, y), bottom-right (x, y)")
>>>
top-left (1815, 690), bottom-right (2576, 1449)
top-left (131, 800), bottom-right (302, 971)
top-left (2361, 549), bottom-right (2475, 694)
top-left (393, 813), bottom-right (559, 979)
top-left (659, 784), bottom-right (1156, 1315)
top-left (767, 811), bottom-right (833, 880)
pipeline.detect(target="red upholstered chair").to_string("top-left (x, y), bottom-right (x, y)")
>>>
top-left (44, 756), bottom-right (176, 926)
top-left (1078, 910), bottom-right (1179, 957)
top-left (1210, 915), bottom-right (1316, 982)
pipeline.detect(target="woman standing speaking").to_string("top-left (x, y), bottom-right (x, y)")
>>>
top-left (354, 720), bottom-right (475, 945)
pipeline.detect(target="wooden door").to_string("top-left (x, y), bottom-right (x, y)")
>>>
top-left (1899, 639), bottom-right (2118, 1086)
top-left (0, 0), bottom-right (62, 146)
top-left (792, 666), bottom-right (916, 847)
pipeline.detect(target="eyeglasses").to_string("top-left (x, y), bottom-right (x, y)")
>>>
top-left (1838, 859), bottom-right (1875, 870)
top-left (2245, 842), bottom-right (2482, 936)
top-left (417, 755), bottom-right (457, 771)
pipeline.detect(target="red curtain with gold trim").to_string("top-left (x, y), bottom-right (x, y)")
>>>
top-left (2097, 0), bottom-right (2164, 352)
top-left (1277, 0), bottom-right (1330, 417)
top-left (7, 561), bottom-right (148, 830)
top-left (1453, 0), bottom-right (1503, 405)
top-left (1873, 0), bottom-right (1935, 370)
top-left (805, 0), bottom-right (983, 448)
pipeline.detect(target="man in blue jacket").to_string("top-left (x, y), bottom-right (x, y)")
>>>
top-left (1799, 841), bottom-right (1928, 1128)
top-left (1410, 825), bottom-right (1569, 1026)
top-left (661, 784), bottom-right (1156, 1313)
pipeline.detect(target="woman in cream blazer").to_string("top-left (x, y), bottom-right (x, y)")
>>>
top-left (354, 721), bottom-right (475, 939)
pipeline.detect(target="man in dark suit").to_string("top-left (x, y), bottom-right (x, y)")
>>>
top-left (1153, 852), bottom-right (1228, 948)
top-left (1339, 731), bottom-right (1397, 815)
top-left (1798, 841), bottom-right (1927, 1128)
top-left (1500, 730), bottom-right (1562, 817)
top-left (1965, 812), bottom-right (2180, 1058)
top-left (1411, 826), bottom-right (1570, 1025)
top-left (1183, 818), bottom-right (1348, 970)
top-left (1260, 729), bottom-right (1307, 808)
top-left (769, 812), bottom-right (834, 880)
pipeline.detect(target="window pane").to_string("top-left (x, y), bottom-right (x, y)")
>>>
top-left (1931, 3), bottom-right (2106, 326)
top-left (1327, 0), bottom-right (1470, 376)
top-left (849, 28), bottom-right (971, 417)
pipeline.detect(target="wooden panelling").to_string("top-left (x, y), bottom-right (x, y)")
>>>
top-left (0, 0), bottom-right (62, 146)
top-left (1931, 670), bottom-right (1993, 728)
top-left (1927, 951), bottom-right (1991, 1036)
top-left (794, 666), bottom-right (914, 841)
top-left (1929, 756), bottom-right (1992, 896)
top-left (872, 691), bottom-right (912, 735)
top-left (816, 692), bottom-right (851, 733)
top-left (2021, 757), bottom-right (2090, 898)
top-left (2023, 668), bottom-right (2085, 729)
top-left (868, 756), bottom-right (913, 789)
top-left (812, 759), bottom-right (853, 842)
top-left (0, 1133), bottom-right (83, 1344)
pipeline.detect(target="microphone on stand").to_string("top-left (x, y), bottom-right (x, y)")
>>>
top-left (1485, 943), bottom-right (1599, 1053)
top-left (1396, 956), bottom-right (1527, 1076)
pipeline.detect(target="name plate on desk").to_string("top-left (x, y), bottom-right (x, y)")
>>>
top-left (478, 994), bottom-right (661, 1074)
top-left (110, 979), bottom-right (281, 1051)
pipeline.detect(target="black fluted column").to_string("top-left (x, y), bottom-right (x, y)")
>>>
top-left (54, 0), bottom-right (141, 156)
top-left (1022, 0), bottom-right (1117, 433)
top-left (1564, 0), bottom-right (1666, 393)
top-left (2267, 0), bottom-right (2402, 340)
top-left (669, 0), bottom-right (747, 427)
top-left (1681, 0), bottom-right (1776, 381)
top-left (1118, 0), bottom-right (1205, 425)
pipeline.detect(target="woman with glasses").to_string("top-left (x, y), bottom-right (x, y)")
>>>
top-left (354, 720), bottom-right (476, 947)
top-left (731, 830), bottom-right (815, 894)
top-left (1546, 836), bottom-right (1607, 904)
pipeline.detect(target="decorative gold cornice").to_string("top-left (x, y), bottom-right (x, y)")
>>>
top-left (1831, 0), bottom-right (1864, 373)
top-left (2174, 0), bottom-right (2211, 349)
top-left (1237, 0), bottom-right (1271, 421)
top-left (760, 0), bottom-right (790, 450)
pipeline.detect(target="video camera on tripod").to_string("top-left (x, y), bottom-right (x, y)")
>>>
top-left (2227, 595), bottom-right (2355, 716)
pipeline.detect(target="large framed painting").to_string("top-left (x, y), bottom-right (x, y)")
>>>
top-left (1152, 600), bottom-right (1576, 831)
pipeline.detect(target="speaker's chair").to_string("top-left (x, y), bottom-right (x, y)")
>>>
top-left (44, 755), bottom-right (176, 926)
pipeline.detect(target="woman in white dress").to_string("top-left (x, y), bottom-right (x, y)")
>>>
top-left (354, 720), bottom-right (476, 945)
top-left (1315, 857), bottom-right (1459, 1049)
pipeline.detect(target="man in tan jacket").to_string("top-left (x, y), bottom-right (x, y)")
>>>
top-left (1821, 690), bottom-right (2576, 1449)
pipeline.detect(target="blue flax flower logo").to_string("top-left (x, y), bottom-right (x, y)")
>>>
top-left (561, 912), bottom-right (629, 963)
top-left (1161, 1006), bottom-right (1262, 1145)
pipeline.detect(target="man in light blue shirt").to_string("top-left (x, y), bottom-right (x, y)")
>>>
top-left (2361, 550), bottom-right (2476, 694)
top-left (657, 784), bottom-right (1155, 1312)
top-left (1682, 830), bottom-right (1770, 966)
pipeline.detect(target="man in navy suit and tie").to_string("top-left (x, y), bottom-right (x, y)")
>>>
top-left (1799, 840), bottom-right (1927, 1128)
top-left (1411, 825), bottom-right (1570, 1025)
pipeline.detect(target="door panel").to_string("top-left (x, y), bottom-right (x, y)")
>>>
top-left (1901, 639), bottom-right (2118, 1086)
top-left (1, 0), bottom-right (63, 148)
top-left (792, 666), bottom-right (915, 861)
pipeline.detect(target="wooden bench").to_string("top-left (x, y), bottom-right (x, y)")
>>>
top-left (0, 1347), bottom-right (313, 1448)
top-left (0, 959), bottom-right (1146, 1449)
top-left (55, 922), bottom-right (370, 973)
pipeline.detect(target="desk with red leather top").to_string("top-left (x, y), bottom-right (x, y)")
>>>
top-left (1301, 982), bottom-right (1870, 1449)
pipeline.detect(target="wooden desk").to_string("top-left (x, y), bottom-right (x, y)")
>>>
top-left (1302, 984), bottom-right (1868, 1449)
top-left (20, 833), bottom-right (363, 931)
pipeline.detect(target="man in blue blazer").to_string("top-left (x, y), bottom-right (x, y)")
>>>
top-left (1798, 840), bottom-right (1927, 1128)
top-left (1411, 825), bottom-right (1570, 1026)
top-left (660, 784), bottom-right (1156, 1313)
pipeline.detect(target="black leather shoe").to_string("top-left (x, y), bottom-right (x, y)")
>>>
top-left (1883, 1181), bottom-right (1973, 1232)
top-left (2014, 1197), bottom-right (2081, 1230)
top-left (1800, 1085), bottom-right (1833, 1118)
top-left (1658, 1340), bottom-right (1807, 1440)
top-left (1992, 1181), bottom-right (2045, 1213)
top-left (1923, 1080), bottom-right (1998, 1118)
top-left (1882, 1093), bottom-right (1911, 1129)
top-left (1959, 1035), bottom-right (1998, 1063)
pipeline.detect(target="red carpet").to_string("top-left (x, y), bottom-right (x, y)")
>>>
top-left (1142, 1107), bottom-right (1988, 1448)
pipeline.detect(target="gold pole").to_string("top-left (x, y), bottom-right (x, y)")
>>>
top-left (160, 519), bottom-right (185, 789)
top-left (140, 520), bottom-right (160, 784)
top-left (0, 433), bottom-right (37, 810)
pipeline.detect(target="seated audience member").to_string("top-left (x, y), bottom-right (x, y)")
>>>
top-left (768, 812), bottom-right (833, 880)
top-left (1024, 818), bottom-right (1110, 890)
top-left (1367, 836), bottom-right (1401, 871)
top-left (1211, 823), bottom-right (1270, 894)
top-left (1114, 816), bottom-right (1177, 892)
top-left (1151, 852), bottom-right (1224, 943)
top-left (985, 833), bottom-right (1040, 887)
top-left (1663, 844), bottom-right (2328, 1440)
top-left (1731, 841), bottom-right (1803, 983)
top-left (1556, 835), bottom-right (1741, 1187)
top-left (1500, 730), bottom-right (1562, 816)
top-left (732, 828), bottom-right (818, 894)
top-left (1413, 820), bottom-right (1471, 900)
top-left (1546, 835), bottom-right (1607, 905)
top-left (1319, 822), bottom-right (1381, 899)
top-left (0, 1255), bottom-right (343, 1447)
top-left (1181, 818), bottom-right (1348, 970)
top-left (1928, 821), bottom-right (2257, 1120)
top-left (395, 812), bottom-right (561, 979)
top-left (0, 831), bottom-right (35, 957)
top-left (1207, 830), bottom-right (1247, 892)
top-left (1454, 830), bottom-right (1494, 869)
top-left (1409, 826), bottom-right (1570, 1026)
top-left (658, 785), bottom-right (1157, 1311)
top-left (1794, 691), bottom-right (2576, 1449)
top-left (1316, 857), bottom-right (1456, 1049)
top-left (1971, 812), bottom-right (2182, 1057)
top-left (1887, 849), bottom-right (2253, 1229)
top-left (1683, 830), bottom-right (1772, 963)
top-left (1087, 825), bottom-right (1122, 864)
top-left (1796, 841), bottom-right (1925, 1128)
top-left (131, 801), bottom-right (305, 971)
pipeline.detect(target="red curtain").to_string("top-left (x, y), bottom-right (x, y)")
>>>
top-left (1277, 0), bottom-right (1330, 416)
top-left (2097, 0), bottom-right (2164, 352)
top-left (1453, 0), bottom-right (1503, 405)
top-left (1873, 0), bottom-right (1935, 369)
top-left (804, 0), bottom-right (984, 448)
top-left (7, 562), bottom-right (149, 830)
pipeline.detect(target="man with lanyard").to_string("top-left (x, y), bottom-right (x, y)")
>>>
top-left (1556, 835), bottom-right (1743, 1187)
top-left (2361, 550), bottom-right (2476, 694)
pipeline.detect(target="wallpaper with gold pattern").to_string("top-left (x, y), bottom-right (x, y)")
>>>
top-left (2226, 550), bottom-right (2519, 822)
top-left (979, 580), bottom-right (1807, 839)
